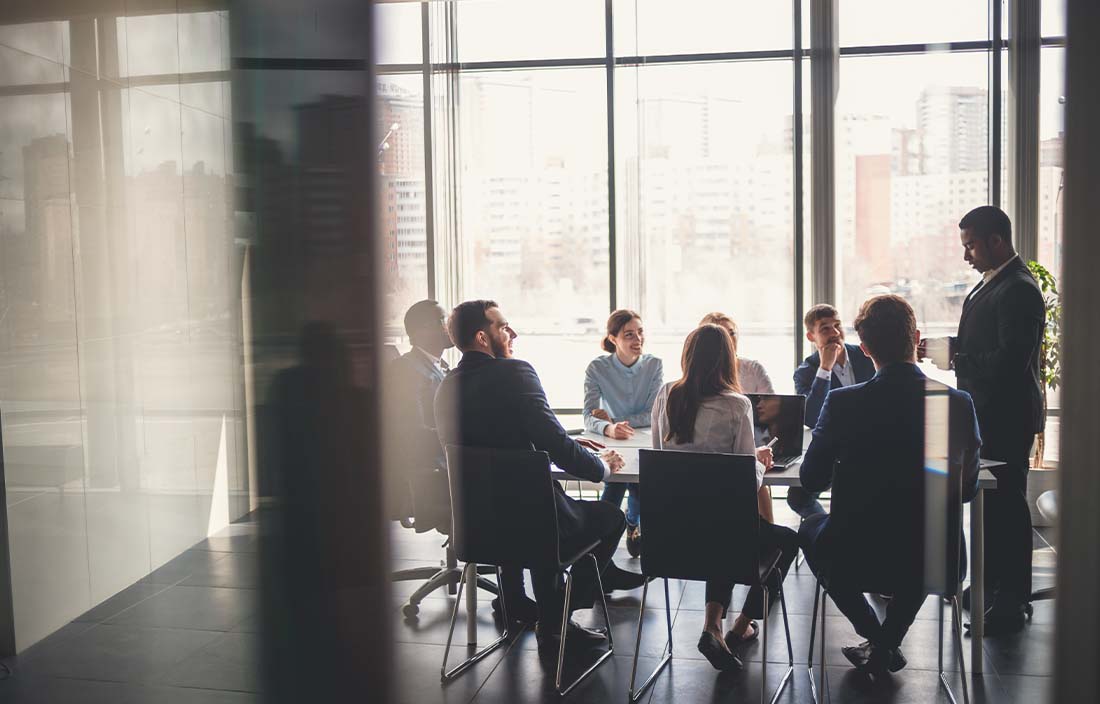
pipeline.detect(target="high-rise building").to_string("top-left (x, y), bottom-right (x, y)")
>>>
top-left (916, 86), bottom-right (988, 175)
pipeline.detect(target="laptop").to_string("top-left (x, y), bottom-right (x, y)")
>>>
top-left (746, 394), bottom-right (807, 469)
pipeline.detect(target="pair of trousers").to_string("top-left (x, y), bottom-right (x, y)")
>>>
top-left (799, 514), bottom-right (924, 650)
top-left (980, 429), bottom-right (1035, 609)
top-left (529, 500), bottom-right (626, 626)
top-left (704, 520), bottom-right (800, 620)
top-left (786, 486), bottom-right (827, 520)
top-left (601, 481), bottom-right (640, 526)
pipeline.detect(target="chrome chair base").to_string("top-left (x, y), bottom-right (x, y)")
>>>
top-left (628, 576), bottom-right (794, 704)
top-left (807, 582), bottom-right (970, 704)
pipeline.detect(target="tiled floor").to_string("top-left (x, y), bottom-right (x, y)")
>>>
top-left (0, 503), bottom-right (1056, 703)
top-left (389, 498), bottom-right (1057, 704)
top-left (0, 521), bottom-right (261, 704)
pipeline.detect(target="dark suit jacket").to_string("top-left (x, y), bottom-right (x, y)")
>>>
top-left (954, 256), bottom-right (1046, 439)
top-left (794, 342), bottom-right (876, 427)
top-left (389, 349), bottom-right (449, 530)
top-left (799, 363), bottom-right (982, 589)
top-left (434, 351), bottom-right (607, 540)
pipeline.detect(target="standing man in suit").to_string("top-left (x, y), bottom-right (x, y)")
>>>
top-left (800, 295), bottom-right (982, 675)
top-left (434, 300), bottom-right (646, 651)
top-left (925, 206), bottom-right (1045, 635)
top-left (788, 304), bottom-right (876, 518)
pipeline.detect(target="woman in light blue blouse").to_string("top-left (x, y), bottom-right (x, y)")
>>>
top-left (583, 309), bottom-right (663, 557)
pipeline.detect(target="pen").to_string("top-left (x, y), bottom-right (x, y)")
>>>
top-left (765, 436), bottom-right (779, 449)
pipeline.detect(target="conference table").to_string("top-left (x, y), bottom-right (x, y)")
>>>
top-left (553, 428), bottom-right (1001, 675)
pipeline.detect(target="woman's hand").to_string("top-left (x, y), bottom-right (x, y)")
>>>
top-left (604, 421), bottom-right (635, 440)
top-left (591, 408), bottom-right (611, 422)
top-left (755, 446), bottom-right (774, 471)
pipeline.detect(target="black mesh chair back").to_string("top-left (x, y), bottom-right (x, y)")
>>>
top-left (445, 445), bottom-right (561, 569)
top-left (638, 448), bottom-right (760, 586)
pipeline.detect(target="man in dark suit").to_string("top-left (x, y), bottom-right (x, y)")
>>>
top-left (788, 303), bottom-right (877, 518)
top-left (389, 300), bottom-right (453, 532)
top-left (925, 205), bottom-right (1045, 635)
top-left (434, 300), bottom-right (645, 650)
top-left (800, 295), bottom-right (981, 675)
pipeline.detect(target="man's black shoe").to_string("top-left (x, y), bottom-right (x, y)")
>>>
top-left (841, 642), bottom-right (872, 670)
top-left (626, 524), bottom-right (642, 559)
top-left (600, 563), bottom-right (646, 593)
top-left (535, 619), bottom-right (608, 651)
top-left (492, 595), bottom-right (538, 626)
top-left (844, 641), bottom-right (906, 674)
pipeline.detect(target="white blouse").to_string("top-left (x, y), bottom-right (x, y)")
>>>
top-left (650, 382), bottom-right (765, 489)
top-left (737, 357), bottom-right (775, 394)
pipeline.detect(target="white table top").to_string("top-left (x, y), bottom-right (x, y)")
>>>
top-left (561, 429), bottom-right (999, 488)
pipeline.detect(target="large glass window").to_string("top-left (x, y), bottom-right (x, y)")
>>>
top-left (613, 0), bottom-right (792, 56)
top-left (839, 0), bottom-right (987, 46)
top-left (836, 53), bottom-right (989, 343)
top-left (456, 0), bottom-right (605, 62)
top-left (617, 60), bottom-right (795, 390)
top-left (376, 74), bottom-right (428, 328)
top-left (1038, 48), bottom-right (1065, 276)
top-left (453, 69), bottom-right (610, 408)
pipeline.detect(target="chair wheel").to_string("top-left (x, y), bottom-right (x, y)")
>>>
top-left (402, 603), bottom-right (419, 619)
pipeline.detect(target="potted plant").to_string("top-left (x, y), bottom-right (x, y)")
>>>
top-left (1027, 260), bottom-right (1061, 468)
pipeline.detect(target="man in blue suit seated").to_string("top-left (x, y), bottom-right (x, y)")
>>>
top-left (788, 303), bottom-right (877, 519)
top-left (798, 295), bottom-right (981, 676)
top-left (434, 300), bottom-right (646, 652)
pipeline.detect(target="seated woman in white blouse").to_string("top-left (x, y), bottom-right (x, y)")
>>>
top-left (697, 312), bottom-right (775, 393)
top-left (698, 311), bottom-right (778, 522)
top-left (651, 324), bottom-right (800, 672)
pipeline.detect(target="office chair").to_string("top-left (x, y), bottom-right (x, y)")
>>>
top-left (441, 445), bottom-right (614, 695)
top-left (627, 448), bottom-right (794, 704)
top-left (806, 465), bottom-right (970, 704)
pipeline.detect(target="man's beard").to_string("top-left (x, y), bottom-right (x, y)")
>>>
top-left (490, 337), bottom-right (511, 358)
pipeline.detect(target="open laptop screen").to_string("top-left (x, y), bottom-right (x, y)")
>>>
top-left (746, 394), bottom-right (807, 464)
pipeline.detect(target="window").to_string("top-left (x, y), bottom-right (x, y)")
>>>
top-left (376, 74), bottom-right (429, 328)
top-left (835, 50), bottom-right (990, 359)
top-left (452, 69), bottom-right (610, 408)
top-left (617, 60), bottom-right (796, 390)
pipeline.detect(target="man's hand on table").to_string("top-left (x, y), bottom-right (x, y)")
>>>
top-left (600, 449), bottom-right (625, 474)
top-left (576, 437), bottom-right (606, 452)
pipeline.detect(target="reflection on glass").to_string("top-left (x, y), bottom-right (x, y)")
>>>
top-left (0, 8), bottom-right (244, 649)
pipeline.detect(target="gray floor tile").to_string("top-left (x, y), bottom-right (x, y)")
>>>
top-left (75, 583), bottom-right (174, 623)
top-left (180, 553), bottom-right (259, 590)
top-left (17, 624), bottom-right (221, 684)
top-left (155, 632), bottom-right (261, 693)
top-left (143, 551), bottom-right (231, 586)
top-left (105, 585), bottom-right (257, 632)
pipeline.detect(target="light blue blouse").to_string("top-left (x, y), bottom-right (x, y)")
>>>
top-left (583, 353), bottom-right (664, 435)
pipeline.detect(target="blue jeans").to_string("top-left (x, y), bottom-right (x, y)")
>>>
top-left (601, 482), bottom-right (640, 527)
